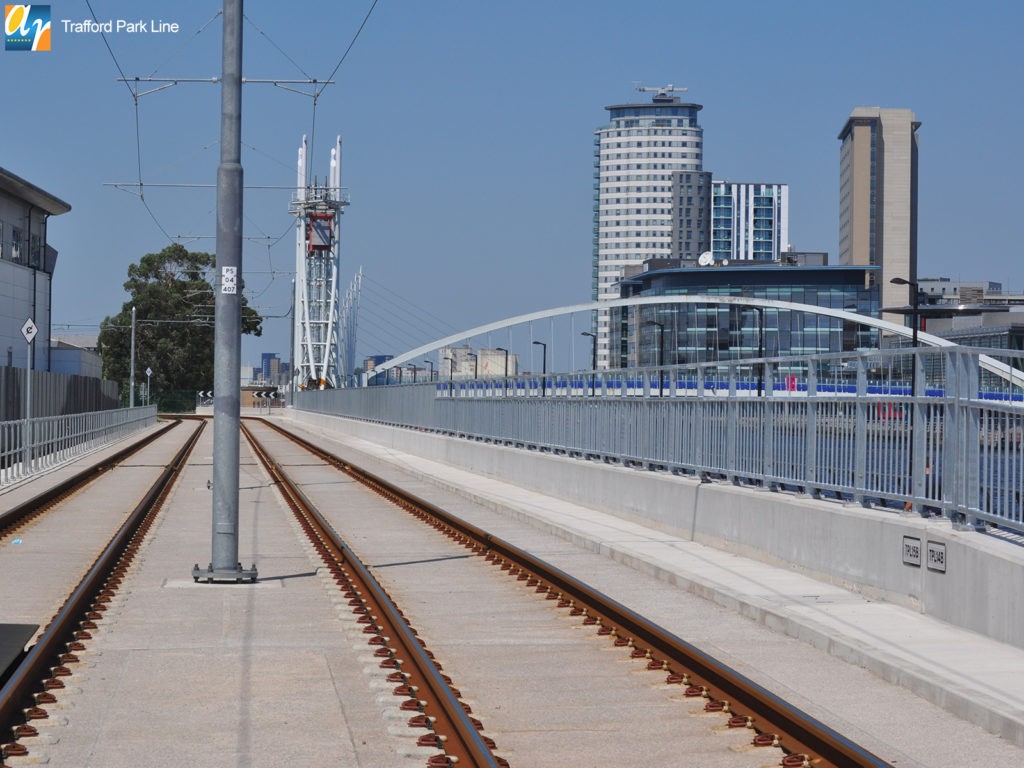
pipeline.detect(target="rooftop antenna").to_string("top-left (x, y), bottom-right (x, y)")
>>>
top-left (636, 83), bottom-right (688, 99)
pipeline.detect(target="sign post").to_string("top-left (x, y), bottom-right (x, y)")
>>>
top-left (21, 318), bottom-right (37, 473)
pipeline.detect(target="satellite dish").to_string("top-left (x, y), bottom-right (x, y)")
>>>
top-left (697, 251), bottom-right (713, 267)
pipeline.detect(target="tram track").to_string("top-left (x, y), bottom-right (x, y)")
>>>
top-left (247, 416), bottom-right (894, 768)
top-left (0, 419), bottom-right (204, 763)
top-left (0, 419), bottom-right (179, 544)
top-left (241, 419), bottom-right (504, 768)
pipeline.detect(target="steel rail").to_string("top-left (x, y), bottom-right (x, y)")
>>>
top-left (0, 420), bottom-right (204, 757)
top-left (240, 421), bottom-right (502, 768)
top-left (0, 419), bottom-right (179, 536)
top-left (254, 417), bottom-right (893, 768)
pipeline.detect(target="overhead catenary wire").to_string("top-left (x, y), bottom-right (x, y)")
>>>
top-left (87, 0), bottom-right (197, 245)
top-left (243, 14), bottom-right (314, 81)
top-left (316, 0), bottom-right (381, 99)
top-left (307, 0), bottom-right (381, 176)
top-left (90, 2), bottom-right (381, 332)
top-left (147, 10), bottom-right (223, 79)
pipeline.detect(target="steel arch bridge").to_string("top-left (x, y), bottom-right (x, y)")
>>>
top-left (367, 295), bottom-right (1016, 382)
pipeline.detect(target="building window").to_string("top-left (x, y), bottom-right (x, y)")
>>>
top-left (10, 227), bottom-right (23, 264)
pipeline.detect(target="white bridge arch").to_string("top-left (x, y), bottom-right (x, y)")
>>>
top-left (368, 295), bottom-right (1015, 382)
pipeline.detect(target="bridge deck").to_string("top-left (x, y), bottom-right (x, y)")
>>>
top-left (0, 412), bottom-right (1021, 767)
top-left (286, 411), bottom-right (1024, 761)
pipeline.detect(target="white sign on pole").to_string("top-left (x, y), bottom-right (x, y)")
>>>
top-left (21, 318), bottom-right (38, 343)
top-left (221, 266), bottom-right (238, 294)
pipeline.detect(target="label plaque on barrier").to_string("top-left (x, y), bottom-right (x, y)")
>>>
top-left (927, 541), bottom-right (947, 573)
top-left (902, 536), bottom-right (921, 567)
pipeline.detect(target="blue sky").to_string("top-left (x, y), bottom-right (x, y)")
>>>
top-left (5, 0), bottom-right (1023, 372)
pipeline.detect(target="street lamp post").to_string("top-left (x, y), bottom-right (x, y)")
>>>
top-left (443, 356), bottom-right (455, 396)
top-left (408, 364), bottom-right (417, 383)
top-left (423, 359), bottom-right (434, 381)
top-left (890, 277), bottom-right (921, 350)
top-left (495, 347), bottom-right (509, 377)
top-left (643, 320), bottom-right (664, 396)
top-left (581, 331), bottom-right (597, 396)
top-left (467, 352), bottom-right (478, 380)
top-left (532, 340), bottom-right (547, 397)
top-left (580, 331), bottom-right (597, 371)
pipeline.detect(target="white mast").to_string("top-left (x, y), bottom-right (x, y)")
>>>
top-left (338, 267), bottom-right (362, 385)
top-left (290, 134), bottom-right (349, 389)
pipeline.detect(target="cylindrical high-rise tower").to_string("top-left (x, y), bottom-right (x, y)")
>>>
top-left (592, 85), bottom-right (705, 368)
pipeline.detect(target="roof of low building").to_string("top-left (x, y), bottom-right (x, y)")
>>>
top-left (0, 167), bottom-right (71, 215)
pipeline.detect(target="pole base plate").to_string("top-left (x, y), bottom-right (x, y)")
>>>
top-left (191, 562), bottom-right (258, 584)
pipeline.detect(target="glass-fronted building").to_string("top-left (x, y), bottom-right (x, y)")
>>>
top-left (611, 262), bottom-right (880, 368)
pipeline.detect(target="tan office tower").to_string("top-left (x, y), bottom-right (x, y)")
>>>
top-left (838, 107), bottom-right (920, 324)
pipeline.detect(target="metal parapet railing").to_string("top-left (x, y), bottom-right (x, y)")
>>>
top-left (0, 406), bottom-right (158, 487)
top-left (297, 347), bottom-right (1024, 536)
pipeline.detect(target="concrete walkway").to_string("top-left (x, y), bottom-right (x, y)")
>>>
top-left (6, 425), bottom-right (424, 768)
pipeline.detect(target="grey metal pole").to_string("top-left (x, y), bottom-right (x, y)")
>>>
top-left (755, 306), bottom-right (765, 397)
top-left (129, 306), bottom-right (136, 408)
top-left (532, 341), bottom-right (546, 397)
top-left (23, 339), bottom-right (32, 473)
top-left (289, 278), bottom-right (296, 405)
top-left (194, 0), bottom-right (255, 583)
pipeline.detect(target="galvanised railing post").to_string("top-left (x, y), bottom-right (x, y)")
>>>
top-left (910, 349), bottom-right (927, 512)
top-left (726, 364), bottom-right (737, 482)
top-left (696, 365), bottom-right (707, 472)
top-left (805, 363), bottom-right (818, 496)
top-left (963, 349), bottom-right (982, 528)
top-left (854, 354), bottom-right (868, 506)
top-left (763, 361), bottom-right (776, 487)
top-left (942, 348), bottom-right (964, 525)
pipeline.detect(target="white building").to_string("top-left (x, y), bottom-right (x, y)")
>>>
top-left (436, 346), bottom-right (519, 379)
top-left (711, 181), bottom-right (789, 262)
top-left (593, 85), bottom-right (705, 368)
top-left (1, 167), bottom-right (71, 371)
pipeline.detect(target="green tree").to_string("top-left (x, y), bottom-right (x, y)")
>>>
top-left (98, 244), bottom-right (262, 403)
